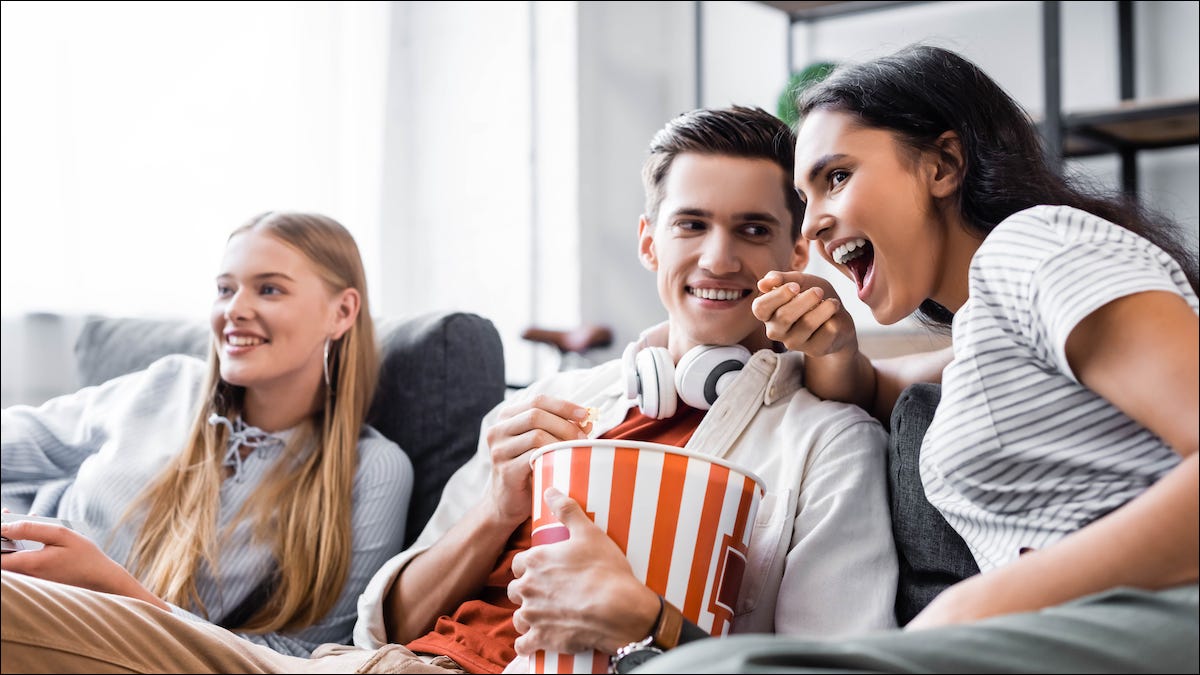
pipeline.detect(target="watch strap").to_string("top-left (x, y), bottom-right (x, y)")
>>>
top-left (650, 595), bottom-right (684, 650)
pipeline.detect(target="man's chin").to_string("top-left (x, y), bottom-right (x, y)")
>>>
top-left (682, 327), bottom-right (763, 350)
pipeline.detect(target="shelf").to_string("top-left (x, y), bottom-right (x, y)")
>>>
top-left (1061, 97), bottom-right (1200, 157)
top-left (748, 0), bottom-right (1197, 196)
top-left (754, 1), bottom-right (928, 22)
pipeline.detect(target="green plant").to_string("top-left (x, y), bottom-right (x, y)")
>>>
top-left (777, 61), bottom-right (837, 127)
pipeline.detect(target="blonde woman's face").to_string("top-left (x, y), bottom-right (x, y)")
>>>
top-left (211, 230), bottom-right (342, 398)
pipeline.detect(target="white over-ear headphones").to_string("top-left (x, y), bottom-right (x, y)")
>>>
top-left (622, 336), bottom-right (751, 420)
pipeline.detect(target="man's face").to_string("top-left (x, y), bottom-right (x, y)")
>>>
top-left (639, 153), bottom-right (807, 359)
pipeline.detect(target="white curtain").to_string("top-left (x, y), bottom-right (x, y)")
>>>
top-left (1, 0), bottom-right (389, 319)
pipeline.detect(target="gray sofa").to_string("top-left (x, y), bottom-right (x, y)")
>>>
top-left (71, 311), bottom-right (971, 625)
top-left (888, 383), bottom-right (979, 624)
top-left (72, 310), bottom-right (507, 547)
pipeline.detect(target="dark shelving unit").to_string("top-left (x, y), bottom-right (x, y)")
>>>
top-left (731, 0), bottom-right (1199, 199)
top-left (1044, 0), bottom-right (1199, 195)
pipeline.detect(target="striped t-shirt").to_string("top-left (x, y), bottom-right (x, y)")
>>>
top-left (922, 204), bottom-right (1198, 572)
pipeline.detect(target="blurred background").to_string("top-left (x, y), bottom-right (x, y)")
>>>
top-left (3, 0), bottom-right (1197, 406)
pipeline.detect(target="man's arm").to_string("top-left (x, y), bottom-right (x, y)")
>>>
top-left (384, 500), bottom-right (526, 643)
top-left (382, 394), bottom-right (594, 643)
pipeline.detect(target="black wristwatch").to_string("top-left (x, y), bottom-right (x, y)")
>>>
top-left (609, 595), bottom-right (694, 674)
top-left (609, 636), bottom-right (664, 674)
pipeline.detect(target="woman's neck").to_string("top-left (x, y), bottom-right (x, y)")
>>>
top-left (241, 384), bottom-right (323, 432)
top-left (932, 212), bottom-right (986, 313)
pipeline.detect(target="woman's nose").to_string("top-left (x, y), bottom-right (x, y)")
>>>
top-left (223, 289), bottom-right (252, 321)
top-left (801, 203), bottom-right (833, 242)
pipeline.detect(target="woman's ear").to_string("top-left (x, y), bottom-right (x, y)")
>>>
top-left (638, 214), bottom-right (658, 272)
top-left (930, 131), bottom-right (965, 199)
top-left (330, 288), bottom-right (361, 340)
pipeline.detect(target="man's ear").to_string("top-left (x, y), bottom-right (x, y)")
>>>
top-left (929, 131), bottom-right (965, 199)
top-left (638, 214), bottom-right (658, 272)
top-left (329, 287), bottom-right (361, 340)
top-left (789, 237), bottom-right (810, 272)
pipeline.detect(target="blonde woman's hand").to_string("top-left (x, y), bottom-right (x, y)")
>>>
top-left (0, 519), bottom-right (169, 610)
top-left (483, 394), bottom-right (593, 528)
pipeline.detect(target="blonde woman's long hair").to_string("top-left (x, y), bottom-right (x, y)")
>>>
top-left (123, 211), bottom-right (378, 633)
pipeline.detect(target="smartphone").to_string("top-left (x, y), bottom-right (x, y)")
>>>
top-left (0, 513), bottom-right (74, 553)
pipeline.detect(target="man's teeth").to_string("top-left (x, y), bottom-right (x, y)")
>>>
top-left (689, 287), bottom-right (745, 301)
top-left (228, 335), bottom-right (265, 347)
top-left (831, 238), bottom-right (868, 265)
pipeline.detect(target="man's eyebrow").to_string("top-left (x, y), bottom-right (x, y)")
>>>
top-left (671, 207), bottom-right (713, 219)
top-left (671, 207), bottom-right (781, 224)
top-left (734, 211), bottom-right (782, 225)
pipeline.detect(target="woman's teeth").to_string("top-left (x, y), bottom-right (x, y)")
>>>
top-left (832, 238), bottom-right (868, 265)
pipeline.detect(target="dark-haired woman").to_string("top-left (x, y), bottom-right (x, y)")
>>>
top-left (706, 44), bottom-right (1198, 673)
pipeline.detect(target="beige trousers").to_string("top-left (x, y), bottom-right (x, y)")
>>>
top-left (0, 571), bottom-right (466, 674)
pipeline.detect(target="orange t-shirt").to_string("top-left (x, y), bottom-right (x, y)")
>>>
top-left (405, 404), bottom-right (706, 673)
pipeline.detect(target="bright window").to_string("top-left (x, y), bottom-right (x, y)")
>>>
top-left (1, 0), bottom-right (388, 318)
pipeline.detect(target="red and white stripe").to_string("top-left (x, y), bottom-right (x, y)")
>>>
top-left (529, 442), bottom-right (763, 674)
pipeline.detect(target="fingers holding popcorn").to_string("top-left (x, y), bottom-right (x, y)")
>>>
top-left (755, 271), bottom-right (858, 357)
top-left (485, 395), bottom-right (593, 525)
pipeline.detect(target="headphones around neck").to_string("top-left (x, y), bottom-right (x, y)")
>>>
top-left (622, 338), bottom-right (751, 420)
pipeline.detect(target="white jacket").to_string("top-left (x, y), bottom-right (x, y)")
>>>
top-left (355, 348), bottom-right (897, 655)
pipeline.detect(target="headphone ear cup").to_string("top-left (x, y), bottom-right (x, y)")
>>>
top-left (675, 345), bottom-right (751, 410)
top-left (635, 346), bottom-right (676, 420)
top-left (622, 340), bottom-right (641, 401)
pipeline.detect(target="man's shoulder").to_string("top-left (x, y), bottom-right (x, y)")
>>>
top-left (774, 379), bottom-right (885, 441)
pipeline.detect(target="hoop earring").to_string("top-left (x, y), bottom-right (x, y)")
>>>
top-left (323, 336), bottom-right (333, 389)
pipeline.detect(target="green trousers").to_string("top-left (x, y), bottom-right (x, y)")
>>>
top-left (637, 584), bottom-right (1199, 674)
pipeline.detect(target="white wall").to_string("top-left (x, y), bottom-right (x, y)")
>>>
top-left (685, 0), bottom-right (1199, 339)
top-left (3, 0), bottom-right (1196, 404)
top-left (0, 0), bottom-right (389, 319)
top-left (575, 1), bottom-right (699, 367)
top-left (378, 1), bottom-right (538, 382)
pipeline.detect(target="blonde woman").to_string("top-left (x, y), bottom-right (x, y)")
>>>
top-left (1, 211), bottom-right (412, 656)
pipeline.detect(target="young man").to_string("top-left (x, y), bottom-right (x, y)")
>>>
top-left (1, 106), bottom-right (897, 674)
top-left (352, 105), bottom-right (897, 673)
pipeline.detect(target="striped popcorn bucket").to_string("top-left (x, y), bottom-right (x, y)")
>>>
top-left (526, 440), bottom-right (766, 674)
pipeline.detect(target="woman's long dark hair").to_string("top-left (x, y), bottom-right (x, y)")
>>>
top-left (798, 44), bottom-right (1198, 326)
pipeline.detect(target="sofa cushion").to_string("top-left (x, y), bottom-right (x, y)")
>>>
top-left (74, 315), bottom-right (209, 387)
top-left (888, 382), bottom-right (980, 625)
top-left (370, 312), bottom-right (505, 546)
top-left (73, 311), bottom-right (506, 547)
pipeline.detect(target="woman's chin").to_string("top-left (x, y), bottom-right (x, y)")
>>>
top-left (867, 301), bottom-right (908, 326)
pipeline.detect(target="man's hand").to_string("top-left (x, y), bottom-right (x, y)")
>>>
top-left (508, 488), bottom-right (661, 656)
top-left (0, 519), bottom-right (169, 611)
top-left (484, 395), bottom-right (593, 528)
